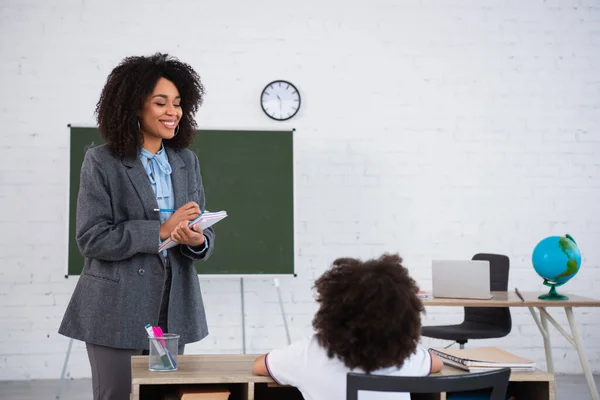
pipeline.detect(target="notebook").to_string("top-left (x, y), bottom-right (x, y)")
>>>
top-left (429, 347), bottom-right (536, 372)
top-left (158, 210), bottom-right (228, 252)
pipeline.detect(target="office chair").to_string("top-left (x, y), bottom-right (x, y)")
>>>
top-left (347, 368), bottom-right (511, 400)
top-left (421, 253), bottom-right (512, 349)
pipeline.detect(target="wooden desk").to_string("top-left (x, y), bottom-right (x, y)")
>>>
top-left (130, 354), bottom-right (273, 400)
top-left (131, 354), bottom-right (554, 400)
top-left (422, 291), bottom-right (600, 400)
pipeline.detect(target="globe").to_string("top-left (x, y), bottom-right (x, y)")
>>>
top-left (532, 234), bottom-right (581, 300)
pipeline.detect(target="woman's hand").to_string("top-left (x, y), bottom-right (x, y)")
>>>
top-left (159, 202), bottom-right (201, 240)
top-left (170, 221), bottom-right (205, 247)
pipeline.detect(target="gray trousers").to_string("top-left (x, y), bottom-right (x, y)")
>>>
top-left (86, 260), bottom-right (184, 400)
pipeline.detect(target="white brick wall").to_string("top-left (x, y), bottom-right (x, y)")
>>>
top-left (1, 0), bottom-right (599, 380)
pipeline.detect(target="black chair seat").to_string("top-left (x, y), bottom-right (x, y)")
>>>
top-left (422, 322), bottom-right (510, 342)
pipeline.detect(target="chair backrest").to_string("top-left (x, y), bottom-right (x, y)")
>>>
top-left (464, 253), bottom-right (512, 331)
top-left (347, 368), bottom-right (510, 400)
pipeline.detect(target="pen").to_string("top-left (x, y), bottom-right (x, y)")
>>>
top-left (153, 208), bottom-right (206, 213)
top-left (515, 288), bottom-right (525, 302)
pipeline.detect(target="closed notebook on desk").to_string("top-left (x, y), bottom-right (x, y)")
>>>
top-left (430, 347), bottom-right (536, 372)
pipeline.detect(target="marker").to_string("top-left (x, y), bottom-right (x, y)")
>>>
top-left (151, 326), bottom-right (166, 347)
top-left (155, 326), bottom-right (177, 368)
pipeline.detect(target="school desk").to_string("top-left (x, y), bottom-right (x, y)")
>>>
top-left (421, 291), bottom-right (600, 400)
top-left (130, 353), bottom-right (554, 400)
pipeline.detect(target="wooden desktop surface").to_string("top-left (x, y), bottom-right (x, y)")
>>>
top-left (421, 291), bottom-right (600, 307)
top-left (131, 354), bottom-right (553, 385)
top-left (131, 354), bottom-right (269, 386)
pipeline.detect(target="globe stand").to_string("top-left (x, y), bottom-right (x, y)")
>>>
top-left (538, 280), bottom-right (569, 300)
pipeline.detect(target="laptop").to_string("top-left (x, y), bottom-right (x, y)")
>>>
top-left (431, 260), bottom-right (493, 300)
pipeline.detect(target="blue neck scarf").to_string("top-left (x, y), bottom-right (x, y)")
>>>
top-left (140, 146), bottom-right (172, 199)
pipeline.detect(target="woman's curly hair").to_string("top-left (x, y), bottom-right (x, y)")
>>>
top-left (95, 53), bottom-right (205, 159)
top-left (312, 253), bottom-right (424, 374)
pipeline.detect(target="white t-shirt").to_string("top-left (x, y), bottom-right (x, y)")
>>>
top-left (265, 334), bottom-right (432, 400)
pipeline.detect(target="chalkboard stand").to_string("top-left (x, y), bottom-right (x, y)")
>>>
top-left (239, 277), bottom-right (292, 354)
top-left (55, 339), bottom-right (73, 399)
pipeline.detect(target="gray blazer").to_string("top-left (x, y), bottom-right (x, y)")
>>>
top-left (59, 144), bottom-right (215, 350)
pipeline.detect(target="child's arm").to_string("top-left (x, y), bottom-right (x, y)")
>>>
top-left (428, 351), bottom-right (443, 373)
top-left (251, 336), bottom-right (311, 384)
top-left (252, 354), bottom-right (268, 376)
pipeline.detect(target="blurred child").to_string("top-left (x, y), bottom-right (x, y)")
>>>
top-left (252, 253), bottom-right (442, 400)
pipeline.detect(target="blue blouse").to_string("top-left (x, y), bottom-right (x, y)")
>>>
top-left (139, 146), bottom-right (207, 258)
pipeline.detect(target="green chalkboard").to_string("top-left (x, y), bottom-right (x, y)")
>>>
top-left (67, 126), bottom-right (294, 276)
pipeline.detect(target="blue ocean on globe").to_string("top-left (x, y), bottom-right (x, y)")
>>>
top-left (532, 234), bottom-right (581, 285)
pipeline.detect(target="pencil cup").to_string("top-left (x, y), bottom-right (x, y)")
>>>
top-left (148, 333), bottom-right (179, 371)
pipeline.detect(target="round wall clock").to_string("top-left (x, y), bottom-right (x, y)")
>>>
top-left (260, 80), bottom-right (301, 121)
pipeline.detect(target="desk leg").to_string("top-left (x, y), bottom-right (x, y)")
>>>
top-left (130, 384), bottom-right (140, 400)
top-left (528, 307), bottom-right (554, 374)
top-left (536, 306), bottom-right (599, 400)
top-left (549, 380), bottom-right (556, 400)
top-left (565, 307), bottom-right (599, 400)
top-left (245, 382), bottom-right (254, 400)
top-left (539, 307), bottom-right (555, 374)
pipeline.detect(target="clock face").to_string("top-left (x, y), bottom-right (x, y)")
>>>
top-left (260, 80), bottom-right (301, 121)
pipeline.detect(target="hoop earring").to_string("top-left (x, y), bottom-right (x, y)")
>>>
top-left (137, 120), bottom-right (141, 131)
top-left (174, 125), bottom-right (179, 137)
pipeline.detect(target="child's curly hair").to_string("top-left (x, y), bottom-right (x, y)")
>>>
top-left (312, 253), bottom-right (424, 373)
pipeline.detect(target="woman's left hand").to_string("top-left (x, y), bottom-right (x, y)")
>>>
top-left (171, 221), bottom-right (205, 247)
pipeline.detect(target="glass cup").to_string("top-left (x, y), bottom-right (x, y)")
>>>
top-left (148, 333), bottom-right (179, 371)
